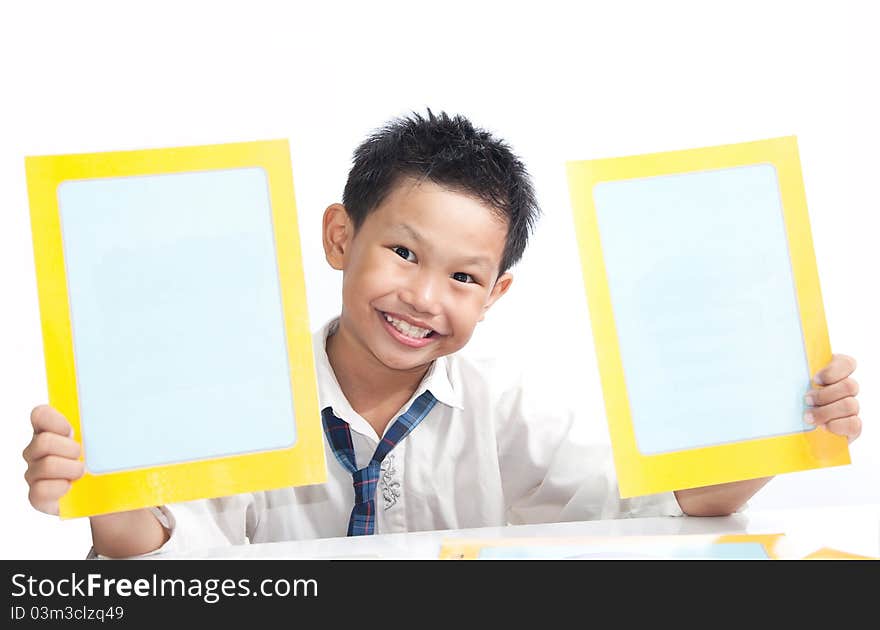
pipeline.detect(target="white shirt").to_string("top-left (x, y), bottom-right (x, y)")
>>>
top-left (138, 318), bottom-right (683, 557)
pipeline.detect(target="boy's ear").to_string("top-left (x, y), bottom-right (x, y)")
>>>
top-left (322, 203), bottom-right (353, 270)
top-left (479, 272), bottom-right (513, 321)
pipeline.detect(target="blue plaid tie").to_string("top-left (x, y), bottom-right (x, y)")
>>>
top-left (321, 390), bottom-right (437, 536)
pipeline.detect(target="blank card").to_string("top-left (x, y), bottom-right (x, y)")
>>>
top-left (566, 137), bottom-right (849, 498)
top-left (26, 140), bottom-right (326, 518)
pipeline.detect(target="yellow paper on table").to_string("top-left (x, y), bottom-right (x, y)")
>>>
top-left (566, 137), bottom-right (849, 498)
top-left (26, 139), bottom-right (326, 518)
top-left (439, 534), bottom-right (786, 560)
top-left (801, 547), bottom-right (877, 560)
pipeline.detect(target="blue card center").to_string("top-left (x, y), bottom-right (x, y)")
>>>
top-left (58, 168), bottom-right (297, 473)
top-left (593, 164), bottom-right (811, 454)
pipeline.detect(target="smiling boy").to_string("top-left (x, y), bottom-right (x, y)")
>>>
top-left (324, 167), bottom-right (516, 437)
top-left (24, 111), bottom-right (863, 557)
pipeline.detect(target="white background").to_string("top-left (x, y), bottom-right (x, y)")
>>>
top-left (1, 0), bottom-right (877, 559)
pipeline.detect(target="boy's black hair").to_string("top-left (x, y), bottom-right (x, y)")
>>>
top-left (342, 109), bottom-right (540, 276)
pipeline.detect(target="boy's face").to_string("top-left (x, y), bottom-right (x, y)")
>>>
top-left (323, 178), bottom-right (513, 373)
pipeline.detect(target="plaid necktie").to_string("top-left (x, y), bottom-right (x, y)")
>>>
top-left (321, 390), bottom-right (437, 536)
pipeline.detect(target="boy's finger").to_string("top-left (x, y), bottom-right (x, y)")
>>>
top-left (22, 431), bottom-right (81, 464)
top-left (823, 416), bottom-right (862, 443)
top-left (28, 479), bottom-right (71, 515)
top-left (805, 378), bottom-right (859, 407)
top-left (813, 354), bottom-right (857, 386)
top-left (24, 456), bottom-right (85, 484)
top-left (30, 405), bottom-right (73, 437)
top-left (803, 396), bottom-right (859, 426)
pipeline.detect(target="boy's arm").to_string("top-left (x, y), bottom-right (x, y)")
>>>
top-left (674, 354), bottom-right (862, 517)
top-left (90, 510), bottom-right (169, 558)
top-left (674, 477), bottom-right (772, 517)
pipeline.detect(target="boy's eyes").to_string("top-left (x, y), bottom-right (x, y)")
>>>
top-left (393, 246), bottom-right (416, 262)
top-left (391, 246), bottom-right (477, 285)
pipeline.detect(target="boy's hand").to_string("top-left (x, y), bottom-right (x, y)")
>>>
top-left (23, 405), bottom-right (169, 556)
top-left (805, 354), bottom-right (862, 443)
top-left (22, 405), bottom-right (85, 515)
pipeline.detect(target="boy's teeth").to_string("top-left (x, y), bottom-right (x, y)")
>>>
top-left (383, 313), bottom-right (432, 339)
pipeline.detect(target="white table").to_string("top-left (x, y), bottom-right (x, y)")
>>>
top-left (156, 503), bottom-right (880, 560)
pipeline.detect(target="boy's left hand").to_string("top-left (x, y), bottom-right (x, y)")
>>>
top-left (805, 354), bottom-right (862, 443)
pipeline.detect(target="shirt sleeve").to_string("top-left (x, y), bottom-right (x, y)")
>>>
top-left (494, 366), bottom-right (683, 525)
top-left (86, 495), bottom-right (258, 559)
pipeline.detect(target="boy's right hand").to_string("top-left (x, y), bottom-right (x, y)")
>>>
top-left (23, 406), bottom-right (169, 557)
top-left (23, 405), bottom-right (85, 515)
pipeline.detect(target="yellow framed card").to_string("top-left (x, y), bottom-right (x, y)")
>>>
top-left (26, 139), bottom-right (327, 518)
top-left (566, 136), bottom-right (849, 498)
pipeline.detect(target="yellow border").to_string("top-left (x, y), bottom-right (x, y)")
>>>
top-left (25, 140), bottom-right (326, 518)
top-left (566, 137), bottom-right (849, 498)
top-left (439, 534), bottom-right (785, 559)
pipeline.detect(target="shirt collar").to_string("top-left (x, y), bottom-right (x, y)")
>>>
top-left (312, 317), bottom-right (464, 437)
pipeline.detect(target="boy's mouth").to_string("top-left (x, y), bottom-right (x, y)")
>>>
top-left (378, 311), bottom-right (441, 349)
top-left (381, 312), bottom-right (436, 339)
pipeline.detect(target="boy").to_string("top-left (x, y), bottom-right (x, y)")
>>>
top-left (24, 111), bottom-right (863, 558)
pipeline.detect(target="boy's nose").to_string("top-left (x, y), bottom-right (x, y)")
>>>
top-left (399, 273), bottom-right (442, 316)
